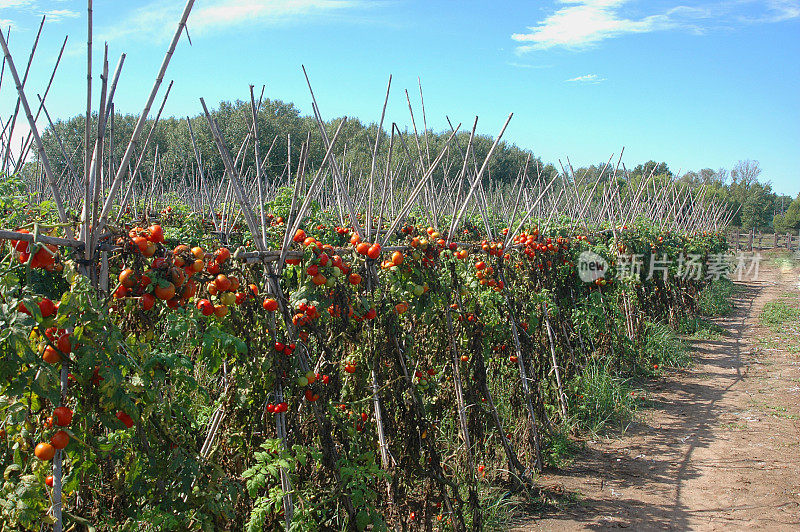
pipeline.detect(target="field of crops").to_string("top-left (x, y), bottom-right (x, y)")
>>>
top-left (0, 176), bottom-right (732, 530)
top-left (0, 3), bottom-right (738, 531)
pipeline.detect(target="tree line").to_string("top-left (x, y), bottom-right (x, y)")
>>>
top-left (34, 98), bottom-right (799, 232)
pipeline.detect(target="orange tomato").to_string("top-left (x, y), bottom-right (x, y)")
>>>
top-left (154, 282), bottom-right (176, 301)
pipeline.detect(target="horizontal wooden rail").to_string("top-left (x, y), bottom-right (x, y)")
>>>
top-left (727, 230), bottom-right (800, 252)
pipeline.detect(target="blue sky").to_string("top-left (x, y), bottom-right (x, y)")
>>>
top-left (1, 0), bottom-right (798, 195)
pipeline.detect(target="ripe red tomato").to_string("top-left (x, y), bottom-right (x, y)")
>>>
top-left (116, 411), bottom-right (134, 428)
top-left (34, 442), bottom-right (55, 461)
top-left (215, 274), bottom-right (231, 292)
top-left (43, 346), bottom-right (61, 364)
top-left (147, 224), bottom-right (164, 243)
top-left (38, 298), bottom-right (56, 318)
top-left (119, 268), bottom-right (136, 288)
top-left (215, 247), bottom-right (230, 263)
top-left (197, 299), bottom-right (214, 316)
top-left (53, 407), bottom-right (73, 426)
top-left (367, 244), bottom-right (381, 260)
top-left (45, 475), bottom-right (54, 487)
top-left (154, 282), bottom-right (176, 301)
top-left (56, 334), bottom-right (71, 354)
top-left (132, 236), bottom-right (149, 254)
top-left (262, 298), bottom-right (278, 312)
top-left (140, 293), bottom-right (156, 311)
top-left (50, 430), bottom-right (69, 450)
top-left (355, 242), bottom-right (370, 256)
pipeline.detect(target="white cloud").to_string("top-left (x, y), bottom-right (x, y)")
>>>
top-left (512, 0), bottom-right (671, 52)
top-left (100, 0), bottom-right (365, 43)
top-left (565, 73), bottom-right (606, 83)
top-left (744, 0), bottom-right (800, 22)
top-left (513, 0), bottom-right (800, 53)
top-left (507, 61), bottom-right (552, 69)
top-left (0, 0), bottom-right (34, 8)
top-left (44, 9), bottom-right (79, 23)
top-left (191, 0), bottom-right (360, 33)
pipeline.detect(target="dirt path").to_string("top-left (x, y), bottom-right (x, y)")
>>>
top-left (513, 261), bottom-right (800, 531)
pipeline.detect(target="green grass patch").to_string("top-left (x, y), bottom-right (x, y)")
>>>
top-left (760, 299), bottom-right (800, 330)
top-left (641, 321), bottom-right (693, 369)
top-left (568, 361), bottom-right (638, 435)
top-left (698, 277), bottom-right (736, 316)
top-left (678, 316), bottom-right (727, 340)
top-left (541, 429), bottom-right (576, 469)
top-left (478, 485), bottom-right (542, 531)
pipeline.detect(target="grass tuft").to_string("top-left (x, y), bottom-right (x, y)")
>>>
top-left (641, 321), bottom-right (693, 369)
top-left (678, 316), bottom-right (727, 340)
top-left (698, 277), bottom-right (736, 316)
top-left (760, 299), bottom-right (800, 331)
top-left (568, 360), bottom-right (638, 435)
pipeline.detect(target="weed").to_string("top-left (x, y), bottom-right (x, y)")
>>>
top-left (641, 321), bottom-right (693, 369)
top-left (760, 300), bottom-right (800, 331)
top-left (568, 360), bottom-right (638, 435)
top-left (699, 278), bottom-right (736, 316)
top-left (542, 429), bottom-right (575, 468)
top-left (678, 316), bottom-right (726, 339)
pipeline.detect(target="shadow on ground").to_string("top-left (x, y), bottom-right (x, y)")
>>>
top-left (509, 280), bottom-right (764, 531)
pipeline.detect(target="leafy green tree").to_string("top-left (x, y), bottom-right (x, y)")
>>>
top-left (774, 193), bottom-right (800, 232)
top-left (740, 181), bottom-right (775, 229)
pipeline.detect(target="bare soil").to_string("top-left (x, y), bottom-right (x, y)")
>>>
top-left (512, 261), bottom-right (800, 531)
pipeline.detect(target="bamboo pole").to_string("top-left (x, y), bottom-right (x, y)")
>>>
top-left (97, 0), bottom-right (195, 231)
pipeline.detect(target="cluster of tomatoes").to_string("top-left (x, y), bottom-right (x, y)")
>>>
top-left (491, 342), bottom-right (517, 364)
top-left (17, 298), bottom-right (72, 366)
top-left (115, 224), bottom-right (185, 309)
top-left (337, 405), bottom-right (370, 432)
top-left (273, 340), bottom-right (297, 357)
top-left (351, 236), bottom-right (382, 260)
top-left (8, 229), bottom-right (61, 270)
top-left (474, 260), bottom-right (504, 291)
top-left (514, 230), bottom-right (573, 273)
top-left (41, 325), bottom-right (72, 365)
top-left (33, 406), bottom-right (73, 466)
top-left (413, 367), bottom-right (437, 391)
top-left (193, 247), bottom-right (254, 318)
top-left (297, 370), bottom-right (330, 402)
top-left (294, 229), bottom-right (358, 287)
top-left (265, 401), bottom-right (289, 414)
top-left (115, 224), bottom-right (261, 318)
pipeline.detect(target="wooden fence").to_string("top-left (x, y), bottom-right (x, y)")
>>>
top-left (728, 229), bottom-right (800, 251)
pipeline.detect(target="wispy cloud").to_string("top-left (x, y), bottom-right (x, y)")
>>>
top-left (0, 0), bottom-right (34, 8)
top-left (192, 0), bottom-right (361, 33)
top-left (566, 73), bottom-right (606, 83)
top-left (507, 61), bottom-right (552, 69)
top-left (100, 0), bottom-right (367, 43)
top-left (0, 1), bottom-right (76, 28)
top-left (512, 0), bottom-right (800, 53)
top-left (44, 9), bottom-right (78, 23)
top-left (512, 0), bottom-right (671, 52)
top-left (742, 0), bottom-right (800, 22)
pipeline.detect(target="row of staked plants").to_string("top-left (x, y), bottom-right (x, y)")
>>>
top-left (0, 174), bottom-right (730, 530)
